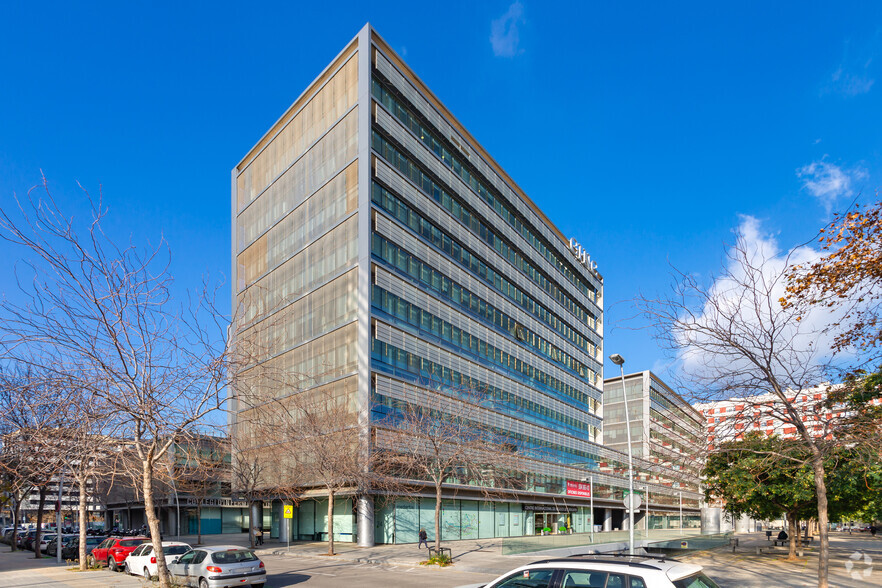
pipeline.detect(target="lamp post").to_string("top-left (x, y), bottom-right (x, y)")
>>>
top-left (609, 353), bottom-right (634, 555)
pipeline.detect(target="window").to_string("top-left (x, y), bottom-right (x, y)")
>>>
top-left (560, 571), bottom-right (608, 588)
top-left (605, 575), bottom-right (626, 588)
top-left (672, 573), bottom-right (721, 588)
top-left (630, 578), bottom-right (647, 588)
top-left (494, 568), bottom-right (556, 587)
top-left (176, 551), bottom-right (196, 564)
top-left (130, 545), bottom-right (147, 557)
top-left (211, 549), bottom-right (259, 564)
top-left (192, 551), bottom-right (207, 564)
top-left (165, 545), bottom-right (191, 555)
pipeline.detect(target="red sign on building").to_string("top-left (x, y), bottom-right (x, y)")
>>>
top-left (566, 480), bottom-right (591, 498)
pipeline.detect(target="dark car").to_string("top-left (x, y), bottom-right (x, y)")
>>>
top-left (60, 535), bottom-right (106, 561)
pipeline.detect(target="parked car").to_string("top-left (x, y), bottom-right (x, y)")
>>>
top-left (45, 534), bottom-right (78, 556)
top-left (453, 555), bottom-right (720, 588)
top-left (88, 536), bottom-right (149, 571)
top-left (167, 545), bottom-right (266, 588)
top-left (125, 541), bottom-right (192, 580)
top-left (20, 530), bottom-right (38, 549)
top-left (61, 535), bottom-right (106, 561)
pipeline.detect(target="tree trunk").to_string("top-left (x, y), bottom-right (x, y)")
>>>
top-left (78, 477), bottom-right (88, 570)
top-left (795, 518), bottom-right (802, 549)
top-left (327, 488), bottom-right (335, 556)
top-left (810, 451), bottom-right (830, 588)
top-left (142, 462), bottom-right (171, 588)
top-left (34, 486), bottom-right (46, 559)
top-left (787, 515), bottom-right (798, 560)
top-left (197, 502), bottom-right (202, 545)
top-left (10, 496), bottom-right (21, 552)
top-left (434, 480), bottom-right (442, 549)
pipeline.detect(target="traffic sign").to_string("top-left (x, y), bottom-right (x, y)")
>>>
top-left (623, 494), bottom-right (642, 511)
top-left (283, 504), bottom-right (294, 519)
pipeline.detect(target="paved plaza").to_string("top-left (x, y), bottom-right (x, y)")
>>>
top-left (0, 531), bottom-right (880, 587)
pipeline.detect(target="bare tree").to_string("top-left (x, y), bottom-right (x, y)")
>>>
top-left (638, 229), bottom-right (840, 586)
top-left (173, 435), bottom-right (229, 546)
top-left (0, 368), bottom-right (70, 557)
top-left (375, 377), bottom-right (523, 552)
top-left (0, 179), bottom-right (236, 587)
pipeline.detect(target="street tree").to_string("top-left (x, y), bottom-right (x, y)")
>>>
top-left (638, 226), bottom-right (839, 587)
top-left (702, 433), bottom-right (874, 559)
top-left (0, 179), bottom-right (237, 587)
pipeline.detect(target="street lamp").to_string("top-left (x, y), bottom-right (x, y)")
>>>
top-left (609, 353), bottom-right (635, 555)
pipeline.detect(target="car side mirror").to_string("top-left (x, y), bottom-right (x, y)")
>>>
top-left (172, 558), bottom-right (179, 564)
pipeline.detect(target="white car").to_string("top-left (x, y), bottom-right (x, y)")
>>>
top-left (455, 555), bottom-right (720, 588)
top-left (124, 541), bottom-right (192, 580)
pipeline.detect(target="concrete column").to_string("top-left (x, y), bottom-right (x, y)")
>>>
top-left (700, 507), bottom-right (721, 534)
top-left (357, 495), bottom-right (375, 547)
top-left (602, 508), bottom-right (612, 531)
top-left (735, 513), bottom-right (752, 534)
top-left (622, 516), bottom-right (630, 531)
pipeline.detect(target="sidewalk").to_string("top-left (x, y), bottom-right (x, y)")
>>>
top-left (257, 537), bottom-right (539, 575)
top-left (0, 547), bottom-right (145, 587)
top-left (681, 531), bottom-right (882, 587)
top-left (257, 531), bottom-right (882, 586)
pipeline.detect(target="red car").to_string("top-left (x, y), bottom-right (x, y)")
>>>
top-left (88, 536), bottom-right (149, 571)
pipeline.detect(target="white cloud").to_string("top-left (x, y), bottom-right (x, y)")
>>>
top-left (797, 159), bottom-right (867, 214)
top-left (676, 216), bottom-right (837, 392)
top-left (827, 66), bottom-right (875, 96)
top-left (490, 2), bottom-right (525, 58)
top-left (822, 36), bottom-right (878, 97)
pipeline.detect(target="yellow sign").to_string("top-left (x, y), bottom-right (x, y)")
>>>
top-left (283, 505), bottom-right (293, 519)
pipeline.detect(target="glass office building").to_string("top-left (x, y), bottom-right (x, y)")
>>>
top-left (231, 24), bottom-right (700, 545)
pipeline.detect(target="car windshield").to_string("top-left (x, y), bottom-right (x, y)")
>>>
top-left (672, 573), bottom-right (721, 588)
top-left (120, 539), bottom-right (146, 547)
top-left (211, 550), bottom-right (258, 564)
top-left (165, 546), bottom-right (190, 555)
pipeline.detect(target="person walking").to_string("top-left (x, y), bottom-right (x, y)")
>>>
top-left (418, 528), bottom-right (429, 549)
top-left (254, 526), bottom-right (263, 546)
top-left (871, 524), bottom-right (877, 537)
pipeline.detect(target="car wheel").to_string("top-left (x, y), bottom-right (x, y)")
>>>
top-left (144, 567), bottom-right (153, 581)
top-left (107, 557), bottom-right (116, 572)
top-left (86, 555), bottom-right (95, 568)
top-left (199, 579), bottom-right (209, 588)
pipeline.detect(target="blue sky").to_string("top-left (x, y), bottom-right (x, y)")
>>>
top-left (1, 1), bottom-right (880, 387)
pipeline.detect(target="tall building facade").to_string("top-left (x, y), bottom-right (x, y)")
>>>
top-left (231, 25), bottom-right (699, 545)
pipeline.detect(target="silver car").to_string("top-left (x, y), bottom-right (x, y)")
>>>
top-left (167, 545), bottom-right (266, 588)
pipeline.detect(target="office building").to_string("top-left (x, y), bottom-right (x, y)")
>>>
top-left (231, 24), bottom-right (700, 545)
top-left (602, 371), bottom-right (704, 530)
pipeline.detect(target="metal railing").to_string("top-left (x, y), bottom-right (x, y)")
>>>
top-left (501, 528), bottom-right (707, 555)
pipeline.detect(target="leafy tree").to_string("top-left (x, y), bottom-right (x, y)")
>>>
top-left (785, 199), bottom-right (882, 363)
top-left (704, 432), bottom-right (880, 559)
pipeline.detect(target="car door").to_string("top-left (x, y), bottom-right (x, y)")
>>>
top-left (128, 544), bottom-right (147, 572)
top-left (188, 551), bottom-right (208, 584)
top-left (93, 538), bottom-right (112, 561)
top-left (169, 550), bottom-right (197, 586)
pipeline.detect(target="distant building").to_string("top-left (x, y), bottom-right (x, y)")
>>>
top-left (602, 371), bottom-right (704, 530)
top-left (102, 435), bottom-right (248, 536)
top-left (694, 383), bottom-right (849, 452)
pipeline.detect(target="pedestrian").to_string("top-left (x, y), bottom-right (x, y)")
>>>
top-left (254, 526), bottom-right (263, 546)
top-left (871, 525), bottom-right (877, 537)
top-left (418, 528), bottom-right (429, 549)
